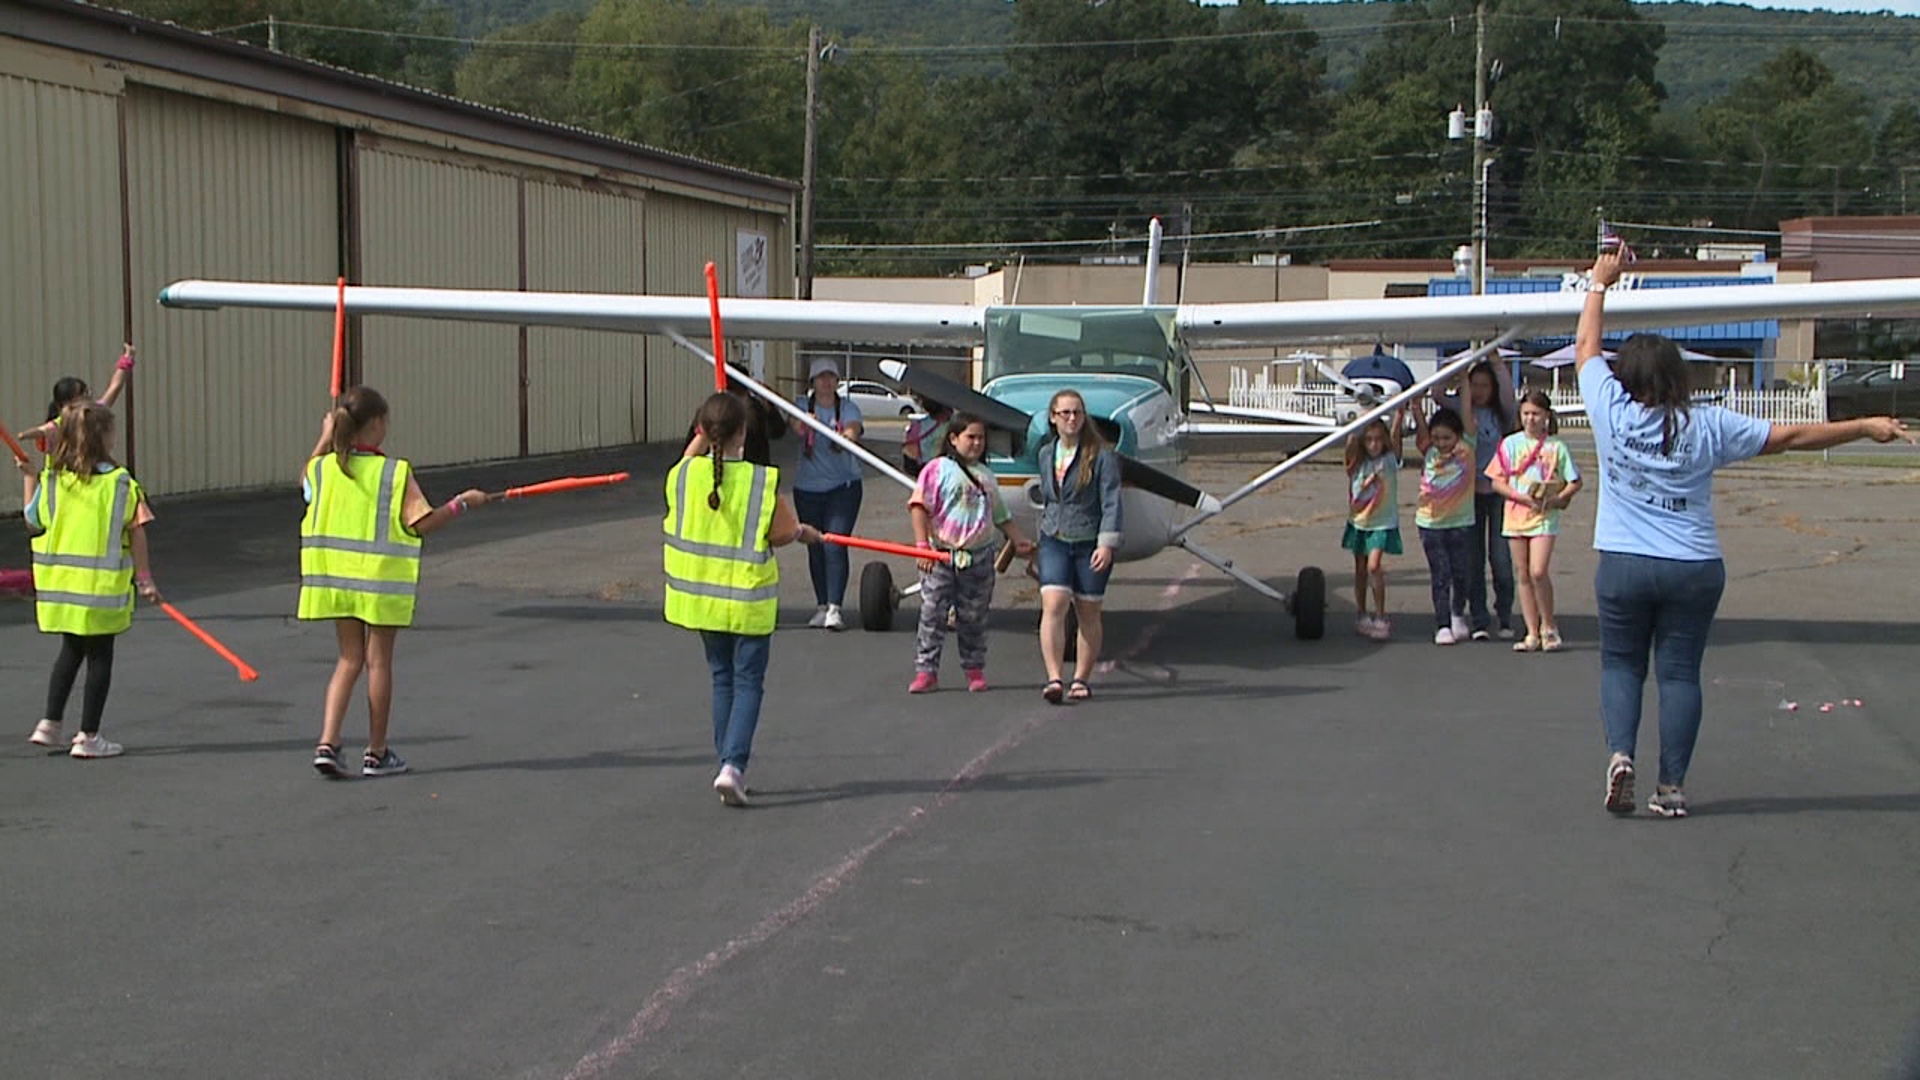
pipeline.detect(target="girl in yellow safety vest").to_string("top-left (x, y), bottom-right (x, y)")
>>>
top-left (300, 387), bottom-right (490, 779)
top-left (18, 343), bottom-right (135, 453)
top-left (666, 393), bottom-right (821, 806)
top-left (20, 403), bottom-right (159, 759)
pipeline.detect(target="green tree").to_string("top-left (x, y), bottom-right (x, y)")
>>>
top-left (453, 10), bottom-right (586, 122)
top-left (569, 0), bottom-right (805, 179)
top-left (116, 0), bottom-right (462, 93)
top-left (1693, 47), bottom-right (1875, 224)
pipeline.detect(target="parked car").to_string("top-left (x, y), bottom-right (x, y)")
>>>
top-left (840, 378), bottom-right (915, 417)
top-left (1827, 366), bottom-right (1920, 421)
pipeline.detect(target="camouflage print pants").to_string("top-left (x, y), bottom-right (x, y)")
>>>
top-left (914, 556), bottom-right (997, 673)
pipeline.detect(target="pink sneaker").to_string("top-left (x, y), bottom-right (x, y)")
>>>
top-left (965, 669), bottom-right (987, 692)
top-left (908, 672), bottom-right (938, 694)
top-left (1368, 616), bottom-right (1392, 641)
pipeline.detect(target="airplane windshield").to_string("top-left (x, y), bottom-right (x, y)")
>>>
top-left (983, 307), bottom-right (1180, 388)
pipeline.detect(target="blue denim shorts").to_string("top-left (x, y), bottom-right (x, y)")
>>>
top-left (1037, 534), bottom-right (1112, 601)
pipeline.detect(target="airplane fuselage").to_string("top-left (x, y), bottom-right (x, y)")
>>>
top-left (981, 371), bottom-right (1187, 563)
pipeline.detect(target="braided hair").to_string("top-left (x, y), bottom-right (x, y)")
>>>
top-left (695, 392), bottom-right (749, 510)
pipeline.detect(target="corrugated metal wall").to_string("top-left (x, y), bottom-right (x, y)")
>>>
top-left (524, 181), bottom-right (647, 454)
top-left (124, 87), bottom-right (337, 496)
top-left (0, 74), bottom-right (121, 512)
top-left (357, 146), bottom-right (519, 467)
top-left (643, 193), bottom-right (794, 439)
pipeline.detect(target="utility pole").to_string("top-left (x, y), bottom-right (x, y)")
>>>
top-left (798, 25), bottom-right (821, 301)
top-left (1470, 0), bottom-right (1488, 296)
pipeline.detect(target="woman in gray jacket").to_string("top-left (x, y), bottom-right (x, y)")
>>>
top-left (1033, 389), bottom-right (1123, 703)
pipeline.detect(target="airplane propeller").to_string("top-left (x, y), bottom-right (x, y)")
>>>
top-left (879, 360), bottom-right (1222, 514)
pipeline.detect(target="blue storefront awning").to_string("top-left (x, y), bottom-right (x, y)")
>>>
top-left (1427, 276), bottom-right (1776, 351)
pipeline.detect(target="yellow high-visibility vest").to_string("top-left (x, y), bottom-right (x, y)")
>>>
top-left (664, 458), bottom-right (780, 636)
top-left (298, 453), bottom-right (422, 627)
top-left (30, 466), bottom-right (141, 636)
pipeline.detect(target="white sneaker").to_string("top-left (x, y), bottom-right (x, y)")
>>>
top-left (28, 719), bottom-right (63, 747)
top-left (69, 733), bottom-right (123, 759)
top-left (807, 606), bottom-right (829, 629)
top-left (713, 764), bottom-right (749, 807)
top-left (1355, 616), bottom-right (1375, 638)
top-left (1496, 626), bottom-right (1517, 641)
top-left (823, 605), bottom-right (845, 631)
top-left (1434, 626), bottom-right (1456, 646)
top-left (1368, 616), bottom-right (1392, 641)
top-left (1450, 616), bottom-right (1471, 642)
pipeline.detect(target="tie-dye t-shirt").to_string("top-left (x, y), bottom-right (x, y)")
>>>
top-left (911, 456), bottom-right (1011, 553)
top-left (1488, 433), bottom-right (1581, 536)
top-left (1416, 442), bottom-right (1476, 530)
top-left (1348, 453), bottom-right (1400, 531)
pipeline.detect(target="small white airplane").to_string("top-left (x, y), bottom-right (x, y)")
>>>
top-left (159, 221), bottom-right (1920, 639)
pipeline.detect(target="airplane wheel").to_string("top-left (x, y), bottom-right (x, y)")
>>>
top-left (859, 561), bottom-right (897, 632)
top-left (1292, 566), bottom-right (1326, 640)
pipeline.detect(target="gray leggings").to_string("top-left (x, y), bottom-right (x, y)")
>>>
top-left (915, 557), bottom-right (997, 672)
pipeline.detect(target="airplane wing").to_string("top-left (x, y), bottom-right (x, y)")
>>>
top-left (159, 282), bottom-right (985, 347)
top-left (1176, 278), bottom-right (1920, 347)
top-left (162, 276), bottom-right (1920, 348)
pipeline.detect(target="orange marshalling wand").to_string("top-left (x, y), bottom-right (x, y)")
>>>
top-left (160, 602), bottom-right (259, 682)
top-left (819, 532), bottom-right (964, 567)
top-left (0, 421), bottom-right (29, 465)
top-left (495, 472), bottom-right (631, 500)
top-left (705, 261), bottom-right (726, 391)
top-left (330, 276), bottom-right (347, 398)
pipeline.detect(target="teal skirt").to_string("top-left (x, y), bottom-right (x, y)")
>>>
top-left (1341, 523), bottom-right (1404, 556)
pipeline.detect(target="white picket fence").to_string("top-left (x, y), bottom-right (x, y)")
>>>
top-left (1541, 386), bottom-right (1827, 428)
top-left (1225, 366), bottom-right (1827, 427)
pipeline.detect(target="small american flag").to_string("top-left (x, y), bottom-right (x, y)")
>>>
top-left (1599, 220), bottom-right (1638, 263)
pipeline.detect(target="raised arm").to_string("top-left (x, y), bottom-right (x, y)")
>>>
top-left (1761, 416), bottom-right (1913, 455)
top-left (96, 344), bottom-right (134, 408)
top-left (1412, 400), bottom-right (1433, 456)
top-left (1577, 252), bottom-right (1626, 370)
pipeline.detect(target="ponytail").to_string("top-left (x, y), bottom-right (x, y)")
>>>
top-left (708, 443), bottom-right (724, 510)
top-left (328, 386), bottom-right (390, 477)
top-left (330, 405), bottom-right (355, 475)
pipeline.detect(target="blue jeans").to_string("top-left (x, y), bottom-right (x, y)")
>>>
top-left (1594, 552), bottom-right (1726, 788)
top-left (700, 631), bottom-right (771, 772)
top-left (1418, 525), bottom-right (1472, 628)
top-left (1469, 491), bottom-right (1515, 632)
top-left (1037, 534), bottom-right (1112, 601)
top-left (793, 481), bottom-right (863, 606)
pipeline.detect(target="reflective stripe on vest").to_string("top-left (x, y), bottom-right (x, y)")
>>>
top-left (298, 454), bottom-right (423, 626)
top-left (663, 459), bottom-right (780, 635)
top-left (30, 468), bottom-right (138, 635)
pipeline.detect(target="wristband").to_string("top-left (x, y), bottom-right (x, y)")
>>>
top-left (1586, 282), bottom-right (1608, 294)
top-left (117, 354), bottom-right (136, 371)
top-left (445, 498), bottom-right (466, 517)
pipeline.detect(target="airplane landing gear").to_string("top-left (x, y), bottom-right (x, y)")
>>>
top-left (1290, 566), bottom-right (1326, 640)
top-left (859, 561), bottom-right (899, 632)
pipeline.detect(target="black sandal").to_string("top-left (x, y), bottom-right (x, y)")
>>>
top-left (1041, 679), bottom-right (1065, 704)
top-left (1068, 679), bottom-right (1092, 701)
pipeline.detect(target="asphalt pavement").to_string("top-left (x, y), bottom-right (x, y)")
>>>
top-left (4, 444), bottom-right (1919, 1080)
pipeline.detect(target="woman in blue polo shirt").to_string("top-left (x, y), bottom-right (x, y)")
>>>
top-left (789, 357), bottom-right (865, 630)
top-left (1578, 250), bottom-right (1912, 819)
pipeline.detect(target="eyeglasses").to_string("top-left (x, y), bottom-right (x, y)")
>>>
top-left (1052, 408), bottom-right (1084, 418)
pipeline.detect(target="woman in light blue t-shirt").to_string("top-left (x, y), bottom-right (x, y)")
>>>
top-left (789, 357), bottom-right (865, 630)
top-left (1578, 251), bottom-right (1911, 820)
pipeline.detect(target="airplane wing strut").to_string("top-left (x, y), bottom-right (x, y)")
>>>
top-left (1171, 326), bottom-right (1531, 541)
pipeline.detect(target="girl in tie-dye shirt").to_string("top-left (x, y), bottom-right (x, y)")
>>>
top-left (1414, 405), bottom-right (1476, 645)
top-left (1342, 410), bottom-right (1405, 641)
top-left (1485, 390), bottom-right (1583, 654)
